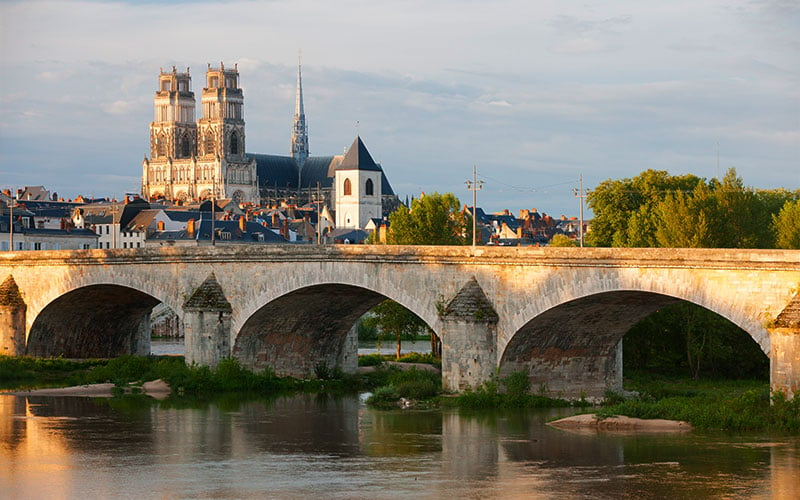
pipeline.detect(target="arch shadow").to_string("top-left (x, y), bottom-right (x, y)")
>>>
top-left (233, 284), bottom-right (429, 377)
top-left (27, 284), bottom-right (161, 358)
top-left (499, 291), bottom-right (681, 398)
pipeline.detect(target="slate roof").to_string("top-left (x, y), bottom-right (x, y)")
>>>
top-left (249, 146), bottom-right (395, 196)
top-left (337, 136), bottom-right (381, 172)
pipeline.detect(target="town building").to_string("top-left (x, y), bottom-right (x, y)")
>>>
top-left (140, 62), bottom-right (399, 229)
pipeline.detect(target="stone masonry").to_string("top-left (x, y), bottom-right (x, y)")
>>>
top-left (1, 246), bottom-right (798, 398)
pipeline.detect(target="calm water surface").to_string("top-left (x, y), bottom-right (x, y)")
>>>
top-left (151, 339), bottom-right (433, 357)
top-left (1, 393), bottom-right (798, 499)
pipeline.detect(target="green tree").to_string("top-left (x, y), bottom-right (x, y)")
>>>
top-left (655, 182), bottom-right (713, 247)
top-left (386, 192), bottom-right (469, 245)
top-left (548, 234), bottom-right (577, 247)
top-left (624, 302), bottom-right (768, 379)
top-left (773, 199), bottom-right (800, 249)
top-left (588, 168), bottom-right (796, 249)
top-left (587, 169), bottom-right (701, 247)
top-left (362, 299), bottom-right (430, 360)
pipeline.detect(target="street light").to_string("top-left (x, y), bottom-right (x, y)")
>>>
top-left (572, 174), bottom-right (589, 247)
top-left (465, 165), bottom-right (483, 247)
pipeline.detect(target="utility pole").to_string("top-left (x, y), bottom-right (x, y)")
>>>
top-left (314, 182), bottom-right (324, 245)
top-left (572, 174), bottom-right (589, 247)
top-left (8, 188), bottom-right (14, 252)
top-left (465, 165), bottom-right (483, 247)
top-left (211, 172), bottom-right (216, 246)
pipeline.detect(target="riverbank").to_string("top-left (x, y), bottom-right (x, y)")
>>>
top-left (548, 413), bottom-right (692, 433)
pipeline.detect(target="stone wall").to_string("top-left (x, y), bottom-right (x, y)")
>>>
top-left (1, 245), bottom-right (798, 396)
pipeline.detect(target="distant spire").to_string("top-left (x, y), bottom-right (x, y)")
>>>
top-left (291, 52), bottom-right (309, 167)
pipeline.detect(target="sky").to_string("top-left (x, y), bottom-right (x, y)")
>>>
top-left (0, 0), bottom-right (797, 217)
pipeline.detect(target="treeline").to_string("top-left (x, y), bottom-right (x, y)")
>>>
top-left (587, 168), bottom-right (800, 249)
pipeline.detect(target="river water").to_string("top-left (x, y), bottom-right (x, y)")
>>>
top-left (1, 392), bottom-right (798, 499)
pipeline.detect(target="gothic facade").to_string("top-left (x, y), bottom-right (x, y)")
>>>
top-left (141, 64), bottom-right (259, 204)
top-left (141, 62), bottom-right (398, 227)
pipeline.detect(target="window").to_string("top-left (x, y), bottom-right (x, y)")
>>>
top-left (205, 131), bottom-right (215, 155)
top-left (157, 134), bottom-right (167, 157)
top-left (343, 178), bottom-right (352, 196)
top-left (179, 80), bottom-right (188, 92)
top-left (106, 242), bottom-right (110, 249)
top-left (123, 242), bottom-right (127, 248)
top-left (229, 131), bottom-right (239, 155)
top-left (209, 76), bottom-right (218, 88)
top-left (137, 242), bottom-right (141, 248)
top-left (82, 244), bottom-right (91, 250)
top-left (34, 242), bottom-right (42, 250)
top-left (365, 178), bottom-right (374, 196)
top-left (180, 134), bottom-right (191, 158)
top-left (161, 79), bottom-right (170, 91)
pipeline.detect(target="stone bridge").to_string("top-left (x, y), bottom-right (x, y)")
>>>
top-left (1, 246), bottom-right (799, 399)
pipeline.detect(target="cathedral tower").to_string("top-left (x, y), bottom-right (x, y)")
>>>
top-left (151, 67), bottom-right (196, 160)
top-left (196, 63), bottom-right (258, 203)
top-left (142, 67), bottom-right (197, 201)
top-left (291, 60), bottom-right (309, 167)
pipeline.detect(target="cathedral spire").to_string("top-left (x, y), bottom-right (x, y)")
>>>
top-left (291, 54), bottom-right (309, 167)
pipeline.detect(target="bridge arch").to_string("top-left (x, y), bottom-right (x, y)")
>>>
top-left (27, 284), bottom-right (163, 358)
top-left (498, 278), bottom-right (771, 398)
top-left (232, 280), bottom-right (439, 377)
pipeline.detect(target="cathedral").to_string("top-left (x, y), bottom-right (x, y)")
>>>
top-left (140, 62), bottom-right (397, 228)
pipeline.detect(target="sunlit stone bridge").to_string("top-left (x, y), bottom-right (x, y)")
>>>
top-left (1, 246), bottom-right (799, 399)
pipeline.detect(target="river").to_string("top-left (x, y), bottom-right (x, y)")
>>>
top-left (1, 392), bottom-right (798, 499)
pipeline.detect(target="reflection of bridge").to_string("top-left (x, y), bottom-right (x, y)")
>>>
top-left (1, 246), bottom-right (799, 398)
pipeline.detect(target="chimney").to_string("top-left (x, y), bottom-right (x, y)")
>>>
top-left (187, 218), bottom-right (195, 235)
top-left (271, 212), bottom-right (278, 228)
top-left (280, 218), bottom-right (289, 240)
top-left (239, 215), bottom-right (246, 232)
top-left (157, 220), bottom-right (165, 231)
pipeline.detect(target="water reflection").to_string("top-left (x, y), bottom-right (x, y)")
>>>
top-left (1, 394), bottom-right (798, 499)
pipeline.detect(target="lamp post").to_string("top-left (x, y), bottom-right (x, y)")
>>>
top-left (572, 174), bottom-right (589, 247)
top-left (465, 165), bottom-right (483, 247)
top-left (8, 188), bottom-right (14, 252)
top-left (211, 173), bottom-right (216, 246)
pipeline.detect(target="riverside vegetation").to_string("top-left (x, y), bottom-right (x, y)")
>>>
top-left (2, 353), bottom-right (799, 432)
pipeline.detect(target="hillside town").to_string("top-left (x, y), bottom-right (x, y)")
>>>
top-left (1, 63), bottom-right (588, 251)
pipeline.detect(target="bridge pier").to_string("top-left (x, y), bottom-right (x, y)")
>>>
top-left (769, 330), bottom-right (800, 399)
top-left (440, 278), bottom-right (498, 392)
top-left (0, 276), bottom-right (26, 356)
top-left (183, 274), bottom-right (232, 368)
top-left (770, 293), bottom-right (800, 399)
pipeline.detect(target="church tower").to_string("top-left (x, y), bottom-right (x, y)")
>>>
top-left (196, 63), bottom-right (258, 203)
top-left (335, 136), bottom-right (382, 229)
top-left (142, 67), bottom-right (197, 201)
top-left (291, 59), bottom-right (309, 167)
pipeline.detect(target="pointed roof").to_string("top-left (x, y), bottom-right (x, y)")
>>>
top-left (295, 60), bottom-right (305, 118)
top-left (0, 275), bottom-right (25, 307)
top-left (337, 136), bottom-right (381, 172)
top-left (442, 277), bottom-right (498, 322)
top-left (183, 273), bottom-right (232, 311)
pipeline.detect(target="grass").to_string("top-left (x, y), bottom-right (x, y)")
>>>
top-left (365, 366), bottom-right (441, 409)
top-left (357, 352), bottom-right (441, 369)
top-left (594, 373), bottom-right (800, 433)
top-left (441, 371), bottom-right (577, 410)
